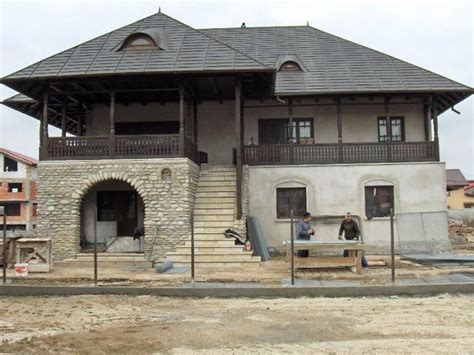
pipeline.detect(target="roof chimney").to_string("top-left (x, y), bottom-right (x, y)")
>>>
top-left (241, 22), bottom-right (246, 28)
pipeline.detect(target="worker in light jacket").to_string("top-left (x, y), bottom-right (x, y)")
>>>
top-left (297, 212), bottom-right (315, 258)
top-left (338, 212), bottom-right (368, 267)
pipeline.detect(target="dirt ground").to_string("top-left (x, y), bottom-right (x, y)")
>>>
top-left (0, 294), bottom-right (473, 354)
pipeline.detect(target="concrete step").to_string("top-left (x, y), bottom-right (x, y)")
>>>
top-left (174, 246), bottom-right (249, 254)
top-left (194, 227), bottom-right (232, 234)
top-left (172, 261), bottom-right (261, 268)
top-left (192, 233), bottom-right (227, 240)
top-left (194, 197), bottom-right (235, 204)
top-left (184, 239), bottom-right (237, 247)
top-left (193, 207), bottom-right (235, 215)
top-left (194, 221), bottom-right (234, 228)
top-left (197, 181), bottom-right (236, 187)
top-left (198, 176), bottom-right (236, 182)
top-left (166, 252), bottom-right (256, 262)
top-left (194, 215), bottom-right (234, 221)
top-left (197, 186), bottom-right (236, 193)
top-left (59, 253), bottom-right (152, 267)
top-left (196, 191), bottom-right (235, 198)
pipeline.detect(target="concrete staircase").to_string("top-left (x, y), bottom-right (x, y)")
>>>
top-left (166, 165), bottom-right (260, 268)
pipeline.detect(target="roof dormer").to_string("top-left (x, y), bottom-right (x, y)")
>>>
top-left (275, 55), bottom-right (305, 72)
top-left (114, 28), bottom-right (167, 51)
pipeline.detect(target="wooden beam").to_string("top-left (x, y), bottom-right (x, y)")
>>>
top-left (193, 101), bottom-right (198, 147)
top-left (211, 78), bottom-right (223, 104)
top-left (385, 96), bottom-right (392, 161)
top-left (235, 79), bottom-right (243, 220)
top-left (77, 102), bottom-right (83, 136)
top-left (179, 86), bottom-right (185, 157)
top-left (288, 98), bottom-right (294, 144)
top-left (423, 97), bottom-right (431, 141)
top-left (41, 89), bottom-right (49, 160)
top-left (431, 97), bottom-right (439, 161)
top-left (109, 91), bottom-right (116, 158)
top-left (337, 97), bottom-right (343, 162)
top-left (61, 102), bottom-right (67, 137)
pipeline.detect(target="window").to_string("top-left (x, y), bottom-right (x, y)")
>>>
top-left (464, 203), bottom-right (474, 208)
top-left (378, 117), bottom-right (405, 142)
top-left (365, 186), bottom-right (394, 218)
top-left (258, 118), bottom-right (314, 144)
top-left (279, 61), bottom-right (302, 71)
top-left (33, 203), bottom-right (38, 217)
top-left (8, 183), bottom-right (23, 193)
top-left (123, 34), bottom-right (156, 49)
top-left (3, 156), bottom-right (18, 172)
top-left (276, 188), bottom-right (306, 219)
top-left (97, 191), bottom-right (116, 221)
top-left (3, 203), bottom-right (21, 216)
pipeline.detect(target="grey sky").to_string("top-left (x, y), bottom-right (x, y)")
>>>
top-left (1, 0), bottom-right (472, 177)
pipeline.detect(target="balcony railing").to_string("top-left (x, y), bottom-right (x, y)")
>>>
top-left (243, 141), bottom-right (438, 165)
top-left (45, 134), bottom-right (200, 164)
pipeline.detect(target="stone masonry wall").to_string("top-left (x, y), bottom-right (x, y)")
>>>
top-left (37, 158), bottom-right (199, 260)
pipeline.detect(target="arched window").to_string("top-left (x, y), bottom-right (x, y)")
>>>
top-left (279, 61), bottom-right (302, 72)
top-left (123, 34), bottom-right (156, 50)
top-left (161, 168), bottom-right (172, 181)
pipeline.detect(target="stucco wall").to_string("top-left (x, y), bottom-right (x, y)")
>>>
top-left (37, 158), bottom-right (199, 260)
top-left (86, 97), bottom-right (427, 165)
top-left (248, 162), bottom-right (449, 254)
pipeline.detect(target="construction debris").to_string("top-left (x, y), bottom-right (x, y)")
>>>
top-left (448, 219), bottom-right (474, 250)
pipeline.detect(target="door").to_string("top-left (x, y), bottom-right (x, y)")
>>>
top-left (116, 191), bottom-right (138, 236)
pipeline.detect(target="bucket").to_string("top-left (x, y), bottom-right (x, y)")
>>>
top-left (14, 263), bottom-right (28, 277)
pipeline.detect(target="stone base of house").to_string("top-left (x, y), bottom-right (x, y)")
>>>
top-left (36, 158), bottom-right (199, 261)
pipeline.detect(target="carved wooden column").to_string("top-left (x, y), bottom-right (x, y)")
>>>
top-left (193, 100), bottom-right (198, 147)
top-left (77, 103), bottom-right (83, 136)
top-left (337, 97), bottom-right (343, 163)
top-left (431, 97), bottom-right (439, 161)
top-left (385, 96), bottom-right (392, 161)
top-left (41, 89), bottom-right (49, 160)
top-left (179, 86), bottom-right (185, 157)
top-left (109, 91), bottom-right (116, 158)
top-left (61, 102), bottom-right (67, 138)
top-left (288, 97), bottom-right (294, 163)
top-left (235, 79), bottom-right (243, 220)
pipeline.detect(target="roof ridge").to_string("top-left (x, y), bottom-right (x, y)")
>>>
top-left (159, 12), bottom-right (270, 69)
top-left (0, 147), bottom-right (38, 166)
top-left (306, 25), bottom-right (473, 90)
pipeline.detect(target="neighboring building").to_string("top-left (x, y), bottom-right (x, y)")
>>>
top-left (0, 148), bottom-right (38, 235)
top-left (464, 181), bottom-right (474, 208)
top-left (446, 169), bottom-right (468, 209)
top-left (1, 11), bottom-right (473, 262)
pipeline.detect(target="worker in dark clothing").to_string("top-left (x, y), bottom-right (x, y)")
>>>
top-left (297, 212), bottom-right (315, 257)
top-left (338, 212), bottom-right (368, 267)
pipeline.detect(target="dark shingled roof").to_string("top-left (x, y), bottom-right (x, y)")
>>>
top-left (200, 26), bottom-right (472, 95)
top-left (1, 11), bottom-right (472, 99)
top-left (2, 13), bottom-right (268, 80)
top-left (446, 169), bottom-right (468, 189)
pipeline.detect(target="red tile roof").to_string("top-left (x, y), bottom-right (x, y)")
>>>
top-left (0, 147), bottom-right (38, 167)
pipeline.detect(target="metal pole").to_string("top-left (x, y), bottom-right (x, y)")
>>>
top-left (290, 209), bottom-right (295, 286)
top-left (191, 211), bottom-right (195, 283)
top-left (2, 209), bottom-right (7, 285)
top-left (93, 206), bottom-right (98, 286)
top-left (390, 207), bottom-right (395, 283)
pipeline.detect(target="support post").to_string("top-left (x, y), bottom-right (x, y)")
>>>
top-left (41, 89), bottom-right (49, 160)
top-left (390, 207), bottom-right (395, 283)
top-left (109, 91), bottom-right (116, 158)
top-left (288, 98), bottom-right (294, 164)
top-left (385, 96), bottom-right (392, 161)
top-left (431, 98), bottom-right (440, 161)
top-left (61, 102), bottom-right (67, 138)
top-left (337, 97), bottom-right (343, 163)
top-left (290, 209), bottom-right (295, 286)
top-left (93, 206), bottom-right (98, 286)
top-left (235, 79), bottom-right (243, 220)
top-left (423, 97), bottom-right (431, 142)
top-left (193, 101), bottom-right (198, 147)
top-left (191, 211), bottom-right (195, 283)
top-left (179, 86), bottom-right (185, 157)
top-left (77, 103), bottom-right (83, 136)
top-left (1, 207), bottom-right (6, 285)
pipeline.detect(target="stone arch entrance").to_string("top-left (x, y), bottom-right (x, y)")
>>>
top-left (80, 179), bottom-right (145, 253)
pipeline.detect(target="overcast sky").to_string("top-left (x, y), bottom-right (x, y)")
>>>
top-left (1, 0), bottom-right (472, 178)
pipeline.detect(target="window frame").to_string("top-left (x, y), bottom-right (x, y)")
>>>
top-left (377, 116), bottom-right (405, 142)
top-left (123, 34), bottom-right (156, 50)
top-left (2, 203), bottom-right (21, 216)
top-left (279, 61), bottom-right (302, 72)
top-left (276, 187), bottom-right (307, 219)
top-left (365, 185), bottom-right (394, 219)
top-left (3, 156), bottom-right (18, 172)
top-left (8, 183), bottom-right (23, 193)
top-left (258, 118), bottom-right (314, 144)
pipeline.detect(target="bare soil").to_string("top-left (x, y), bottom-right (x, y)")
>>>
top-left (1, 294), bottom-right (473, 354)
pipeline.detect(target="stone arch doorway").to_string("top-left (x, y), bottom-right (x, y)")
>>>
top-left (80, 179), bottom-right (145, 253)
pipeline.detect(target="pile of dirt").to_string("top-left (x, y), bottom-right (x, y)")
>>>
top-left (449, 219), bottom-right (474, 249)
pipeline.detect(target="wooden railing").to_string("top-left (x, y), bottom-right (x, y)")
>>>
top-left (45, 134), bottom-right (201, 161)
top-left (243, 141), bottom-right (438, 165)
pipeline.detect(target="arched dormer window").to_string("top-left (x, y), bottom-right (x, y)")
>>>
top-left (113, 28), bottom-right (167, 51)
top-left (279, 61), bottom-right (302, 72)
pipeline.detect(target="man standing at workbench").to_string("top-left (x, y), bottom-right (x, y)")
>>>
top-left (297, 212), bottom-right (315, 257)
top-left (338, 212), bottom-right (368, 267)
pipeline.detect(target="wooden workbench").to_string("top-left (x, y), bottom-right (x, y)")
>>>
top-left (283, 240), bottom-right (365, 274)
